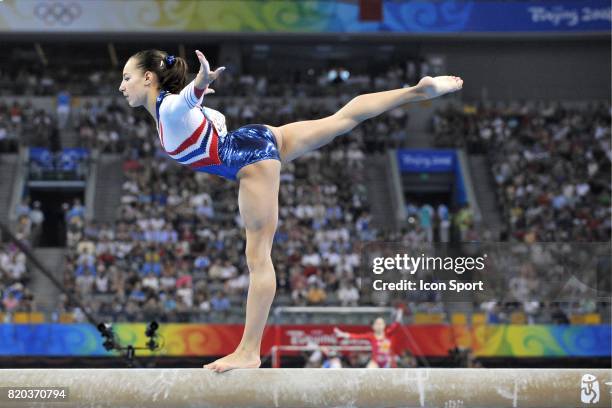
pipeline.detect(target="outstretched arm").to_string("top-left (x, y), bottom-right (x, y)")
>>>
top-left (334, 327), bottom-right (372, 341)
top-left (164, 50), bottom-right (225, 115)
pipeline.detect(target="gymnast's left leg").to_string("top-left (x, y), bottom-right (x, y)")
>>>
top-left (270, 75), bottom-right (463, 162)
top-left (204, 159), bottom-right (281, 373)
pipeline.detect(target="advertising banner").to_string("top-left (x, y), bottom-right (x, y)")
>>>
top-left (0, 323), bottom-right (609, 357)
top-left (0, 0), bottom-right (609, 33)
top-left (397, 149), bottom-right (456, 173)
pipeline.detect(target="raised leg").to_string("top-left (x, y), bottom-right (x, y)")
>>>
top-left (273, 76), bottom-right (463, 162)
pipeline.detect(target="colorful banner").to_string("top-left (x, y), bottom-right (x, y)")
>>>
top-left (0, 324), bottom-right (609, 357)
top-left (0, 0), bottom-right (609, 33)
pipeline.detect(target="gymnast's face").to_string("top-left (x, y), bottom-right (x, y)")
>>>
top-left (119, 58), bottom-right (154, 108)
top-left (372, 317), bottom-right (386, 335)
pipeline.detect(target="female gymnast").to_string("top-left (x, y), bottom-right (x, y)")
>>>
top-left (334, 308), bottom-right (404, 368)
top-left (119, 49), bottom-right (463, 372)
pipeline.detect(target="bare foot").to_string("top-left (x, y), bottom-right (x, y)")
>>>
top-left (203, 350), bottom-right (261, 373)
top-left (417, 75), bottom-right (463, 99)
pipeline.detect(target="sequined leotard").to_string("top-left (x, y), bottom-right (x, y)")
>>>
top-left (155, 81), bottom-right (280, 181)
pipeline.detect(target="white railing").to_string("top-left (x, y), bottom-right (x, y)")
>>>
top-left (273, 306), bottom-right (396, 317)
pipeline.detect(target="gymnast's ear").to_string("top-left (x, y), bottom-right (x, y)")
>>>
top-left (143, 71), bottom-right (154, 86)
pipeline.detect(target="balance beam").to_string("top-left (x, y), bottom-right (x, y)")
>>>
top-left (0, 368), bottom-right (610, 407)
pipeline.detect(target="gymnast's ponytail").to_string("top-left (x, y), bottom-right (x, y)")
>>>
top-left (131, 49), bottom-right (188, 94)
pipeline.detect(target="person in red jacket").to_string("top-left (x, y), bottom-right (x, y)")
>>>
top-left (334, 308), bottom-right (403, 368)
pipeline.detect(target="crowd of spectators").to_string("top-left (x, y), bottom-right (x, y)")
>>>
top-left (432, 102), bottom-right (610, 320)
top-left (1, 64), bottom-right (416, 323)
top-left (14, 197), bottom-right (46, 245)
top-left (0, 100), bottom-right (60, 153)
top-left (403, 202), bottom-right (476, 243)
top-left (68, 87), bottom-right (410, 155)
top-left (59, 89), bottom-right (475, 323)
top-left (1, 58), bottom-right (422, 152)
top-left (62, 112), bottom-right (378, 321)
top-left (2, 57), bottom-right (608, 325)
top-left (0, 55), bottom-right (430, 98)
top-left (0, 242), bottom-right (34, 317)
top-left (0, 195), bottom-right (44, 319)
top-left (433, 101), bottom-right (611, 242)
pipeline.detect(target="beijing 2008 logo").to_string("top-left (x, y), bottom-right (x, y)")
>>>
top-left (34, 2), bottom-right (82, 26)
top-left (581, 374), bottom-right (600, 404)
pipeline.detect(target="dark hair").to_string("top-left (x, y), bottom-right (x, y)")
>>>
top-left (130, 49), bottom-right (188, 94)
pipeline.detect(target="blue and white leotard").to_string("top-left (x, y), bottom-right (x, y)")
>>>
top-left (155, 81), bottom-right (280, 181)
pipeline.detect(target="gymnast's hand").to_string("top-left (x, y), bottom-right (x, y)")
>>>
top-left (195, 49), bottom-right (225, 90)
top-left (416, 75), bottom-right (464, 99)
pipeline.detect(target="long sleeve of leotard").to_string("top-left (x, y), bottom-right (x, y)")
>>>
top-left (161, 80), bottom-right (205, 117)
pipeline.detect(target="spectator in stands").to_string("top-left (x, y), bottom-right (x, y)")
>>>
top-left (94, 268), bottom-right (109, 294)
top-left (195, 292), bottom-right (211, 313)
top-left (0, 120), bottom-right (13, 152)
top-left (28, 201), bottom-right (44, 244)
top-left (211, 291), bottom-right (231, 312)
top-left (57, 90), bottom-right (71, 129)
top-left (75, 269), bottom-right (95, 296)
top-left (418, 204), bottom-right (434, 243)
top-left (291, 275), bottom-right (308, 306)
top-left (65, 199), bottom-right (85, 226)
top-left (306, 282), bottom-right (327, 305)
top-left (15, 215), bottom-right (32, 244)
top-left (2, 291), bottom-right (19, 313)
top-left (550, 302), bottom-right (570, 325)
top-left (15, 198), bottom-right (31, 219)
top-left (12, 288), bottom-right (34, 313)
top-left (482, 301), bottom-right (506, 324)
top-left (437, 203), bottom-right (450, 243)
top-left (337, 279), bottom-right (359, 307)
top-left (454, 205), bottom-right (473, 242)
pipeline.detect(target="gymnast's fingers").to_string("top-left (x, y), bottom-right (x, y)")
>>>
top-left (195, 50), bottom-right (210, 74)
top-left (209, 66), bottom-right (226, 82)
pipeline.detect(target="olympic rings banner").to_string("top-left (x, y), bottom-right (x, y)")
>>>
top-left (0, 0), bottom-right (609, 33)
top-left (0, 324), bottom-right (609, 357)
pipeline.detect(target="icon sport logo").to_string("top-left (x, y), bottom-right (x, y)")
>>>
top-left (580, 374), bottom-right (600, 404)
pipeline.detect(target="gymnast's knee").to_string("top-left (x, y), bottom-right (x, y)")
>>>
top-left (245, 250), bottom-right (273, 273)
top-left (332, 111), bottom-right (360, 132)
